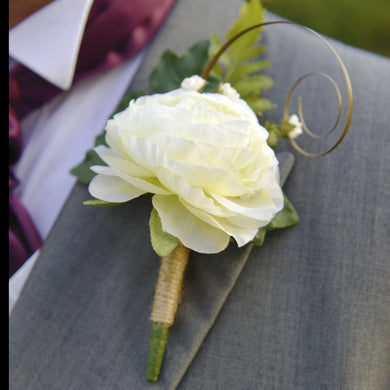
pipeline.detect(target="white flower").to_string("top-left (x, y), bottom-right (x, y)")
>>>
top-left (288, 114), bottom-right (303, 139)
top-left (218, 82), bottom-right (240, 99)
top-left (180, 75), bottom-right (207, 91)
top-left (89, 89), bottom-right (284, 253)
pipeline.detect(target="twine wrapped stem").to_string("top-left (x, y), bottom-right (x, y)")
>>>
top-left (147, 245), bottom-right (190, 382)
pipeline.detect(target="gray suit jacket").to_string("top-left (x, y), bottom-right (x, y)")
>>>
top-left (9, 0), bottom-right (390, 389)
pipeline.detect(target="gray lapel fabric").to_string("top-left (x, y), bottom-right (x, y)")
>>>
top-left (9, 0), bottom-right (390, 389)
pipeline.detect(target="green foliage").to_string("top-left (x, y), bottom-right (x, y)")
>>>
top-left (70, 132), bottom-right (107, 184)
top-left (265, 121), bottom-right (281, 148)
top-left (280, 116), bottom-right (295, 139)
top-left (148, 40), bottom-right (213, 93)
top-left (269, 195), bottom-right (299, 229)
top-left (208, 0), bottom-right (274, 115)
top-left (147, 322), bottom-right (170, 382)
top-left (149, 208), bottom-right (180, 257)
top-left (252, 194), bottom-right (299, 246)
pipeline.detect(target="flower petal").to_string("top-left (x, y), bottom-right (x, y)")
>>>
top-left (152, 195), bottom-right (230, 253)
top-left (181, 198), bottom-right (259, 247)
top-left (90, 165), bottom-right (171, 195)
top-left (181, 161), bottom-right (246, 196)
top-left (94, 145), bottom-right (154, 177)
top-left (154, 166), bottom-right (235, 217)
top-left (88, 174), bottom-right (145, 203)
top-left (211, 183), bottom-right (283, 221)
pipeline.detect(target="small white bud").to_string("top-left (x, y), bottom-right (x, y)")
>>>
top-left (180, 75), bottom-right (207, 91)
top-left (218, 82), bottom-right (240, 99)
top-left (288, 114), bottom-right (303, 139)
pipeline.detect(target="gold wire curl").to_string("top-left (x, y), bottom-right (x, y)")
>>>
top-left (201, 21), bottom-right (353, 157)
top-left (284, 72), bottom-right (342, 140)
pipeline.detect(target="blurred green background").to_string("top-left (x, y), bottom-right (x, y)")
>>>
top-left (262, 0), bottom-right (390, 57)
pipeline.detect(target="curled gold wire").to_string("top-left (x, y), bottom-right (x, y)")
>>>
top-left (284, 72), bottom-right (342, 140)
top-left (201, 20), bottom-right (353, 157)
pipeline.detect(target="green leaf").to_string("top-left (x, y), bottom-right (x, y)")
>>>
top-left (224, 0), bottom-right (266, 64)
top-left (70, 146), bottom-right (106, 184)
top-left (149, 208), bottom-right (180, 257)
top-left (243, 94), bottom-right (275, 115)
top-left (202, 74), bottom-right (221, 92)
top-left (83, 199), bottom-right (122, 207)
top-left (229, 60), bottom-right (271, 82)
top-left (265, 121), bottom-right (281, 148)
top-left (269, 195), bottom-right (300, 229)
top-left (233, 74), bottom-right (273, 96)
top-left (252, 194), bottom-right (299, 247)
top-left (208, 0), bottom-right (266, 74)
top-left (207, 0), bottom-right (273, 115)
top-left (252, 226), bottom-right (268, 246)
top-left (233, 45), bottom-right (265, 63)
top-left (148, 40), bottom-right (211, 92)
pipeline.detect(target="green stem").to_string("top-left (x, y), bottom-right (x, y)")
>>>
top-left (147, 322), bottom-right (170, 382)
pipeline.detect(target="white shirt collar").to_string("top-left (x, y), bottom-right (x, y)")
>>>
top-left (9, 0), bottom-right (94, 90)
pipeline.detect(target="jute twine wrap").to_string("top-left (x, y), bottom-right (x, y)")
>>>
top-left (150, 245), bottom-right (190, 325)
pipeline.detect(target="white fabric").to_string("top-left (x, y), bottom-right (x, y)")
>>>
top-left (9, 3), bottom-right (145, 313)
top-left (13, 54), bottom-right (144, 239)
top-left (9, 0), bottom-right (94, 90)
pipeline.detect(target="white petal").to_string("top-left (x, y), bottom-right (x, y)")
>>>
top-left (94, 145), bottom-right (154, 177)
top-left (88, 174), bottom-right (145, 202)
top-left (211, 186), bottom-right (283, 221)
top-left (154, 166), bottom-right (235, 217)
top-left (181, 198), bottom-right (259, 247)
top-left (152, 195), bottom-right (230, 254)
top-left (90, 165), bottom-right (171, 195)
top-left (104, 120), bottom-right (130, 158)
top-left (241, 145), bottom-right (278, 188)
top-left (181, 161), bottom-right (246, 196)
top-left (218, 82), bottom-right (240, 99)
top-left (126, 136), bottom-right (245, 197)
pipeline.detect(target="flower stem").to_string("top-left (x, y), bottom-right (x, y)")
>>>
top-left (147, 322), bottom-right (169, 381)
top-left (147, 245), bottom-right (190, 382)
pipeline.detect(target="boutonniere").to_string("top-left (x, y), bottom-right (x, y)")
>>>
top-left (72, 0), bottom-right (352, 382)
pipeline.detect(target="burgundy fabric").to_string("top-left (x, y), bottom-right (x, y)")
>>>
top-left (9, 0), bottom-right (177, 278)
top-left (9, 194), bottom-right (43, 278)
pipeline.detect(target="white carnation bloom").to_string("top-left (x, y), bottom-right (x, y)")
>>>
top-left (218, 82), bottom-right (240, 99)
top-left (180, 75), bottom-right (207, 91)
top-left (89, 89), bottom-right (283, 253)
top-left (288, 114), bottom-right (303, 139)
